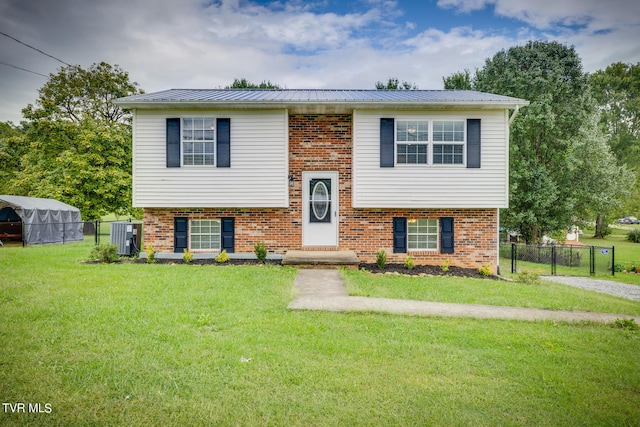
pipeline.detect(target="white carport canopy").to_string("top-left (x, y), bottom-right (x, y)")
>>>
top-left (0, 195), bottom-right (83, 245)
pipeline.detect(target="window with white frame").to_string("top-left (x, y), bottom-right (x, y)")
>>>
top-left (432, 120), bottom-right (465, 164)
top-left (190, 219), bottom-right (221, 250)
top-left (396, 120), bottom-right (429, 164)
top-left (182, 118), bottom-right (215, 166)
top-left (407, 219), bottom-right (438, 250)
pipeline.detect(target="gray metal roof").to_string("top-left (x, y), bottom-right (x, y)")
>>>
top-left (116, 89), bottom-right (528, 110)
top-left (0, 195), bottom-right (80, 212)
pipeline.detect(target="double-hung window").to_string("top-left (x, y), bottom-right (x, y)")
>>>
top-left (396, 120), bottom-right (429, 164)
top-left (407, 219), bottom-right (438, 250)
top-left (182, 118), bottom-right (215, 166)
top-left (432, 120), bottom-right (465, 164)
top-left (190, 219), bottom-right (221, 250)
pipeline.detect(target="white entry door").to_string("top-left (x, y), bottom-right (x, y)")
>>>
top-left (302, 171), bottom-right (338, 247)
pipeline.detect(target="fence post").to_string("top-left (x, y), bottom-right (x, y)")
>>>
top-left (511, 243), bottom-right (516, 273)
top-left (612, 246), bottom-right (615, 276)
top-left (95, 220), bottom-right (99, 245)
top-left (590, 246), bottom-right (595, 276)
top-left (551, 246), bottom-right (556, 275)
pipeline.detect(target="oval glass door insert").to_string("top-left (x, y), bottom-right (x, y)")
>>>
top-left (310, 179), bottom-right (330, 222)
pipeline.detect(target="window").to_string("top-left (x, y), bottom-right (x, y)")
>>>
top-left (407, 219), bottom-right (438, 250)
top-left (182, 118), bottom-right (215, 166)
top-left (190, 219), bottom-right (220, 250)
top-left (432, 121), bottom-right (464, 164)
top-left (396, 120), bottom-right (428, 164)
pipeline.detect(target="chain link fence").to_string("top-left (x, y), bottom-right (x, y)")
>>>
top-left (500, 243), bottom-right (615, 276)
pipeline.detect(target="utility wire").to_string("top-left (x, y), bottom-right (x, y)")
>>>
top-left (0, 30), bottom-right (72, 66)
top-left (0, 60), bottom-right (48, 77)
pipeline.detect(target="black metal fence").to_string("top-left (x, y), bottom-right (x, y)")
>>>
top-left (500, 243), bottom-right (615, 276)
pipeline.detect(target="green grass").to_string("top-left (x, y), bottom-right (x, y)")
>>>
top-left (1, 241), bottom-right (640, 426)
top-left (344, 269), bottom-right (640, 315)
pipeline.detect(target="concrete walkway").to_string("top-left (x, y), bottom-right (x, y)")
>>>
top-left (288, 269), bottom-right (640, 325)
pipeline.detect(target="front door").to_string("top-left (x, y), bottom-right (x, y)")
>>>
top-left (302, 171), bottom-right (338, 247)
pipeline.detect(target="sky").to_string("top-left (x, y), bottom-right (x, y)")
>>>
top-left (1, 0), bottom-right (639, 124)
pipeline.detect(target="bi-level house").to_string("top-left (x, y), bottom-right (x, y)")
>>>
top-left (116, 89), bottom-right (527, 271)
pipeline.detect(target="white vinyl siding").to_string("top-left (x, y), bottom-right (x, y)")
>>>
top-left (132, 109), bottom-right (288, 207)
top-left (352, 109), bottom-right (509, 208)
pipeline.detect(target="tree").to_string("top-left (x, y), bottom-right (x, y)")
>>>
top-left (9, 62), bottom-right (142, 219)
top-left (11, 118), bottom-right (133, 219)
top-left (569, 112), bottom-right (635, 237)
top-left (590, 62), bottom-right (640, 218)
top-left (443, 69), bottom-right (472, 90)
top-left (22, 62), bottom-right (142, 124)
top-left (375, 77), bottom-right (418, 90)
top-left (225, 78), bottom-right (281, 89)
top-left (0, 121), bottom-right (27, 194)
top-left (467, 41), bottom-right (593, 242)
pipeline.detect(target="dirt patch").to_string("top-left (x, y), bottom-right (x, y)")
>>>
top-left (359, 263), bottom-right (496, 279)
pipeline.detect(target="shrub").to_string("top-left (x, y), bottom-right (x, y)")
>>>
top-left (611, 318), bottom-right (639, 331)
top-left (440, 258), bottom-right (449, 272)
top-left (216, 249), bottom-right (230, 263)
top-left (145, 244), bottom-right (156, 264)
top-left (478, 263), bottom-right (492, 277)
top-left (254, 241), bottom-right (267, 263)
top-left (516, 269), bottom-right (541, 285)
top-left (404, 255), bottom-right (415, 270)
top-left (626, 229), bottom-right (640, 243)
top-left (89, 244), bottom-right (119, 263)
top-left (182, 248), bottom-right (194, 263)
top-left (376, 249), bottom-right (387, 269)
top-left (613, 263), bottom-right (625, 273)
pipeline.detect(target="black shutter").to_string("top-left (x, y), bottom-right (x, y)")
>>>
top-left (440, 217), bottom-right (454, 254)
top-left (467, 119), bottom-right (481, 168)
top-left (393, 217), bottom-right (407, 253)
top-left (221, 217), bottom-right (235, 253)
top-left (174, 217), bottom-right (188, 253)
top-left (166, 118), bottom-right (181, 168)
top-left (217, 118), bottom-right (231, 168)
top-left (380, 118), bottom-right (395, 167)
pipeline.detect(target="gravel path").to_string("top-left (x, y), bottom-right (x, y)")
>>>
top-left (542, 276), bottom-right (640, 301)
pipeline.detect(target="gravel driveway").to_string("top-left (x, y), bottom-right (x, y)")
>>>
top-left (542, 276), bottom-right (640, 301)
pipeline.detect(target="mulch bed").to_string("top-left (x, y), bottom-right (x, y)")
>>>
top-left (85, 258), bottom-right (496, 279)
top-left (359, 263), bottom-right (496, 279)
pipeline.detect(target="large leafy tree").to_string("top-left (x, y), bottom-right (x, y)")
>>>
top-left (9, 62), bottom-right (143, 219)
top-left (23, 62), bottom-right (141, 124)
top-left (443, 69), bottom-right (472, 90)
top-left (569, 112), bottom-right (635, 237)
top-left (445, 41), bottom-right (595, 241)
top-left (590, 62), bottom-right (640, 218)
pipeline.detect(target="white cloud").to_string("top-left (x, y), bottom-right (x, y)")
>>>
top-left (438, 0), bottom-right (640, 32)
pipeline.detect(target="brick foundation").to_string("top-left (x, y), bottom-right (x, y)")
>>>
top-left (142, 114), bottom-right (499, 270)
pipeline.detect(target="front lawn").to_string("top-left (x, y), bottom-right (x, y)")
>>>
top-left (1, 241), bottom-right (639, 426)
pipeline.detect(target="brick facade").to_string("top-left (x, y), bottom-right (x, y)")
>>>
top-left (143, 114), bottom-right (498, 269)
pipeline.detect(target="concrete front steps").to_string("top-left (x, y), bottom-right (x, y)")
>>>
top-left (282, 250), bottom-right (359, 269)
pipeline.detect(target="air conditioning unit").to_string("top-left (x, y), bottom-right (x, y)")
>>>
top-left (110, 222), bottom-right (142, 256)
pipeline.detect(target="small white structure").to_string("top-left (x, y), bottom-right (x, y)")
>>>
top-left (0, 195), bottom-right (83, 245)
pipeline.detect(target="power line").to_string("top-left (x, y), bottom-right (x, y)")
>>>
top-left (0, 60), bottom-right (48, 77)
top-left (0, 30), bottom-right (72, 66)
